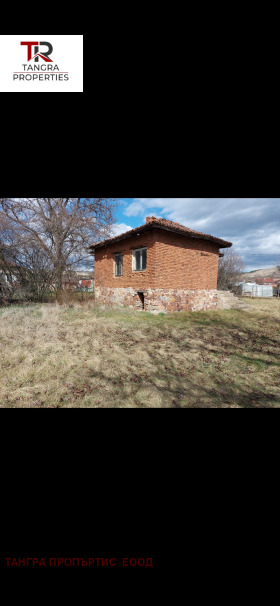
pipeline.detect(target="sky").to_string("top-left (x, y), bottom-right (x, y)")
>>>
top-left (111, 198), bottom-right (280, 272)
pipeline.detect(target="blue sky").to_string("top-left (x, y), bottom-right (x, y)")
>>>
top-left (111, 198), bottom-right (280, 272)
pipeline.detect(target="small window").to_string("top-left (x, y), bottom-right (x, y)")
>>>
top-left (132, 247), bottom-right (147, 271)
top-left (114, 253), bottom-right (123, 276)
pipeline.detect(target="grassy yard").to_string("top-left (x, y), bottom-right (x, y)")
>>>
top-left (1, 297), bottom-right (280, 407)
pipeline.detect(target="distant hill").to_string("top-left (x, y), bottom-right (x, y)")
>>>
top-left (242, 267), bottom-right (280, 281)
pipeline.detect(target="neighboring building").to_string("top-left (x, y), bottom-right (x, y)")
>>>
top-left (90, 217), bottom-right (232, 313)
top-left (255, 277), bottom-right (280, 295)
top-left (77, 279), bottom-right (94, 293)
top-left (256, 277), bottom-right (277, 286)
top-left (50, 272), bottom-right (94, 293)
top-left (0, 259), bottom-right (19, 285)
top-left (234, 282), bottom-right (273, 297)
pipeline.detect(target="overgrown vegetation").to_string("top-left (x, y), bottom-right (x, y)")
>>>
top-left (0, 197), bottom-right (116, 303)
top-left (1, 298), bottom-right (280, 408)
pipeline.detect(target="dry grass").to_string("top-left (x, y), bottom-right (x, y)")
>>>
top-left (1, 298), bottom-right (280, 408)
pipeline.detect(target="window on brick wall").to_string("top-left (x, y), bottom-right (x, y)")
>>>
top-left (114, 253), bottom-right (123, 276)
top-left (132, 247), bottom-right (147, 271)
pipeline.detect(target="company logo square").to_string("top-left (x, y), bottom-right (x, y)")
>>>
top-left (0, 35), bottom-right (83, 92)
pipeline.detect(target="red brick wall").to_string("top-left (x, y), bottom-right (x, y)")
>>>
top-left (153, 229), bottom-right (220, 289)
top-left (94, 228), bottom-right (220, 290)
top-left (94, 230), bottom-right (157, 289)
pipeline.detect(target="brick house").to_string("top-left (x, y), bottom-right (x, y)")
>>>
top-left (90, 217), bottom-right (232, 313)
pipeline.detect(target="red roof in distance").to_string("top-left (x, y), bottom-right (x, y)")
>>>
top-left (256, 277), bottom-right (276, 284)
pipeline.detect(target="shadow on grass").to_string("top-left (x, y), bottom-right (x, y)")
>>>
top-left (71, 365), bottom-right (279, 408)
top-left (79, 306), bottom-right (280, 407)
top-left (2, 302), bottom-right (280, 408)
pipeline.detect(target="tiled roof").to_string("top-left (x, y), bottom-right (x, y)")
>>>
top-left (89, 216), bottom-right (232, 250)
top-left (256, 277), bottom-right (277, 284)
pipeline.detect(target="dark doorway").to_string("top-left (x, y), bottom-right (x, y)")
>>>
top-left (137, 292), bottom-right (145, 310)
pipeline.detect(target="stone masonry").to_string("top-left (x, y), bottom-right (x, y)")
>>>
top-left (95, 286), bottom-right (219, 313)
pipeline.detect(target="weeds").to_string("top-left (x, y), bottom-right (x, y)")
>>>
top-left (0, 298), bottom-right (280, 407)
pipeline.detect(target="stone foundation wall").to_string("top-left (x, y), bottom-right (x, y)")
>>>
top-left (95, 286), bottom-right (218, 313)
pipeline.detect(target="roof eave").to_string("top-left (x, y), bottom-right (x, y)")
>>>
top-left (88, 224), bottom-right (150, 251)
top-left (89, 223), bottom-right (232, 251)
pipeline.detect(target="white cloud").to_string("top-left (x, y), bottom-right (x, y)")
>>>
top-left (124, 198), bottom-right (280, 270)
top-left (109, 223), bottom-right (133, 237)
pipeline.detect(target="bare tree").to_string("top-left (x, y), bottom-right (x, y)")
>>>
top-left (0, 198), bottom-right (117, 296)
top-left (1, 239), bottom-right (54, 304)
top-left (217, 248), bottom-right (245, 290)
top-left (0, 267), bottom-right (13, 305)
top-left (15, 246), bottom-right (56, 303)
top-left (0, 219), bottom-right (15, 304)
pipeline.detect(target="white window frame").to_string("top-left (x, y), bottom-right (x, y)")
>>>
top-left (114, 253), bottom-right (123, 277)
top-left (132, 247), bottom-right (147, 272)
